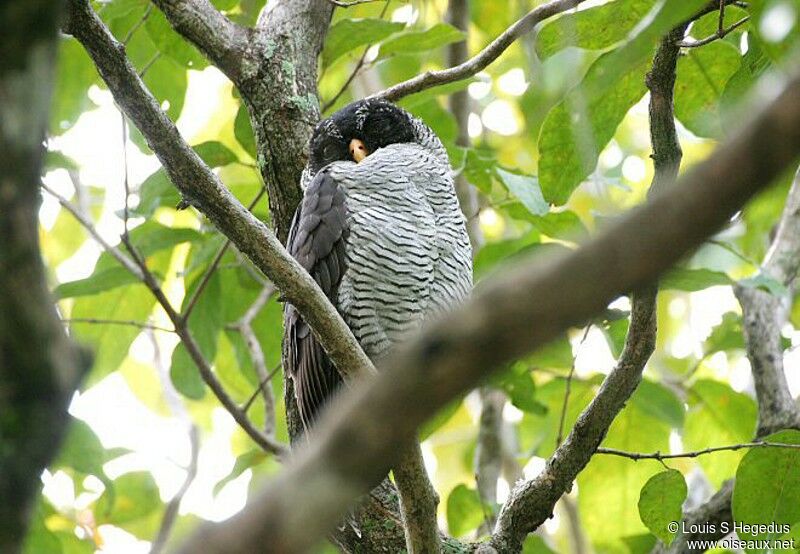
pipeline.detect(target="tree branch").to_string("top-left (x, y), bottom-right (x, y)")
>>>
top-left (373, 0), bottom-right (587, 102)
top-left (177, 44), bottom-right (800, 554)
top-left (393, 444), bottom-right (441, 553)
top-left (735, 168), bottom-right (800, 436)
top-left (63, 0), bottom-right (376, 391)
top-left (149, 0), bottom-right (252, 82)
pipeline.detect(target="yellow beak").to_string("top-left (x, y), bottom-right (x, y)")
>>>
top-left (349, 138), bottom-right (368, 163)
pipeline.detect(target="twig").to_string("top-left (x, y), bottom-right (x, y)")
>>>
top-left (555, 324), bottom-right (591, 448)
top-left (372, 0), bottom-right (587, 101)
top-left (121, 234), bottom-right (287, 457)
top-left (122, 3), bottom-right (153, 45)
top-left (241, 363), bottom-right (281, 414)
top-left (181, 188), bottom-right (266, 323)
top-left (61, 318), bottom-right (174, 333)
top-left (120, 110), bottom-right (131, 238)
top-left (150, 425), bottom-right (200, 554)
top-left (235, 284), bottom-right (278, 436)
top-left (326, 0), bottom-right (387, 6)
top-left (139, 52), bottom-right (161, 79)
top-left (676, 16), bottom-right (749, 48)
top-left (40, 182), bottom-right (144, 281)
top-left (598, 440), bottom-right (800, 461)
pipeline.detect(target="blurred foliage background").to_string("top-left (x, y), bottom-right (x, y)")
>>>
top-left (32, 0), bottom-right (800, 552)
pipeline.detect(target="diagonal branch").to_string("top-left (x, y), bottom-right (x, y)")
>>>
top-left (149, 0), bottom-right (252, 82)
top-left (63, 0), bottom-right (376, 389)
top-left (373, 0), bottom-right (587, 102)
top-left (177, 50), bottom-right (800, 554)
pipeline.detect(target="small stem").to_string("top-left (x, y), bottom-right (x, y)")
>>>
top-left (597, 441), bottom-right (800, 461)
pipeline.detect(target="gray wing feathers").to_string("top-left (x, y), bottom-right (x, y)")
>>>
top-left (284, 169), bottom-right (348, 429)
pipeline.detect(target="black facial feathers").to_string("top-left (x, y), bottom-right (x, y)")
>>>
top-left (307, 99), bottom-right (417, 175)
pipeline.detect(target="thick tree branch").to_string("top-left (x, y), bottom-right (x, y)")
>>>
top-left (63, 0), bottom-right (375, 390)
top-left (150, 0), bottom-right (251, 82)
top-left (735, 168), bottom-right (800, 436)
top-left (0, 1), bottom-right (91, 550)
top-left (373, 0), bottom-right (587, 102)
top-left (393, 444), bottom-right (441, 553)
top-left (177, 47), bottom-right (800, 554)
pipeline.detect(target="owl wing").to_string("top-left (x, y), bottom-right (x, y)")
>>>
top-left (284, 168), bottom-right (349, 430)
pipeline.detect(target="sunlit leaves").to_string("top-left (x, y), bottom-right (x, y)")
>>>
top-left (675, 42), bottom-right (741, 138)
top-left (235, 104), bottom-right (257, 158)
top-left (684, 380), bottom-right (757, 486)
top-left (56, 418), bottom-right (108, 477)
top-left (145, 9), bottom-right (208, 69)
top-left (660, 267), bottom-right (733, 292)
top-left (638, 470), bottom-right (687, 545)
top-left (536, 0), bottom-right (657, 59)
top-left (322, 19), bottom-right (404, 68)
top-left (446, 484), bottom-right (484, 537)
top-left (380, 23), bottom-right (464, 57)
top-left (495, 167), bottom-right (548, 216)
top-left (578, 383), bottom-right (674, 550)
top-left (539, 56), bottom-right (647, 205)
top-left (733, 430), bottom-right (800, 543)
top-left (51, 38), bottom-right (98, 134)
top-left (170, 343), bottom-right (206, 399)
top-left (95, 471), bottom-right (161, 525)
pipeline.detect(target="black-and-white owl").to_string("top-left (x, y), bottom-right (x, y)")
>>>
top-left (284, 99), bottom-right (473, 429)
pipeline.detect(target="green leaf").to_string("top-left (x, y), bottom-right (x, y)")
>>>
top-left (578, 382), bottom-right (673, 550)
top-left (380, 23), bottom-right (464, 56)
top-left (51, 38), bottom-right (98, 134)
top-left (56, 418), bottom-right (107, 477)
top-left (660, 267), bottom-right (733, 292)
top-left (749, 0), bottom-right (800, 62)
top-left (739, 272), bottom-right (790, 296)
top-left (71, 281), bottom-right (158, 383)
top-left (142, 55), bottom-right (187, 120)
top-left (134, 168), bottom-right (180, 215)
top-left (170, 343), bottom-right (206, 400)
top-left (536, 0), bottom-right (657, 59)
top-left (684, 380), bottom-right (757, 487)
top-left (690, 5), bottom-right (750, 39)
top-left (322, 19), bottom-right (405, 68)
top-left (95, 471), bottom-right (161, 524)
top-left (506, 204), bottom-right (588, 240)
top-left (721, 36), bottom-right (771, 113)
top-left (733, 430), bottom-right (800, 543)
top-left (419, 399), bottom-right (462, 441)
top-left (445, 484), bottom-right (484, 537)
top-left (145, 9), bottom-right (207, 69)
top-left (638, 470), bottom-right (688, 546)
top-left (528, 335), bottom-right (574, 370)
top-left (213, 449), bottom-right (268, 496)
top-left (194, 141), bottom-right (239, 168)
top-left (522, 535), bottom-right (557, 554)
top-left (631, 380), bottom-right (685, 429)
top-left (56, 222), bottom-right (200, 298)
top-left (495, 364), bottom-right (546, 414)
top-left (675, 42), bottom-right (741, 138)
top-left (538, 54), bottom-right (647, 205)
top-left (496, 167), bottom-right (548, 216)
top-left (234, 103), bottom-right (257, 158)
top-left (474, 232), bottom-right (546, 281)
top-left (704, 312), bottom-right (746, 353)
